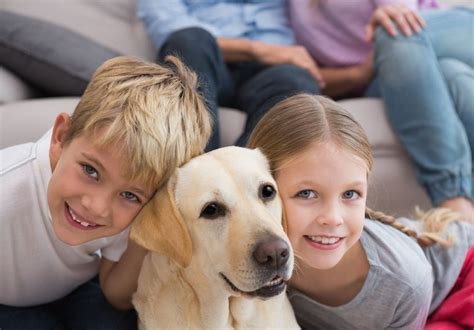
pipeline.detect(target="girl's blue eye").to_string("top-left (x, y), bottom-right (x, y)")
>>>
top-left (343, 190), bottom-right (359, 200)
top-left (121, 191), bottom-right (140, 203)
top-left (297, 190), bottom-right (316, 199)
top-left (83, 164), bottom-right (98, 180)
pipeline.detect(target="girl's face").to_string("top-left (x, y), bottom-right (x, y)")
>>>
top-left (276, 141), bottom-right (368, 270)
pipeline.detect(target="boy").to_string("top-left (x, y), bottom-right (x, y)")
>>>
top-left (0, 56), bottom-right (212, 329)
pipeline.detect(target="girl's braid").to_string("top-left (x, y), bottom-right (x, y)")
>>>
top-left (365, 207), bottom-right (460, 247)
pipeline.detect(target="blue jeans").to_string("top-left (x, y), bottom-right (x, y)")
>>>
top-left (0, 277), bottom-right (137, 330)
top-left (159, 27), bottom-right (321, 150)
top-left (369, 7), bottom-right (474, 206)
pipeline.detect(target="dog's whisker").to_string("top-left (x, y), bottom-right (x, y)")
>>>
top-left (294, 263), bottom-right (303, 276)
top-left (291, 253), bottom-right (305, 276)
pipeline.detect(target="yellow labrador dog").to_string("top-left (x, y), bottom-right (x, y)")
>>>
top-left (130, 146), bottom-right (299, 329)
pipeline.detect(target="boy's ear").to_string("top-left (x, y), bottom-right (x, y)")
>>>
top-left (130, 175), bottom-right (193, 268)
top-left (49, 113), bottom-right (72, 170)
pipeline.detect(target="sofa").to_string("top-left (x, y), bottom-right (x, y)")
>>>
top-left (0, 0), bottom-right (434, 217)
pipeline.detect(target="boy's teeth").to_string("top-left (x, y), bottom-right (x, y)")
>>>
top-left (68, 206), bottom-right (97, 227)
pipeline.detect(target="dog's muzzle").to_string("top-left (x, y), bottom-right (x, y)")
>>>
top-left (220, 236), bottom-right (292, 298)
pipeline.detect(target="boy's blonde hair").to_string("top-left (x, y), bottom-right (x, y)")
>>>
top-left (248, 94), bottom-right (459, 247)
top-left (63, 56), bottom-right (212, 188)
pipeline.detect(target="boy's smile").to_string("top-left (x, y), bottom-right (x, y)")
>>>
top-left (65, 202), bottom-right (102, 230)
top-left (276, 141), bottom-right (368, 270)
top-left (47, 114), bottom-right (154, 246)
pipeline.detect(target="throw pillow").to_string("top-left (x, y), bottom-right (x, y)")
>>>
top-left (0, 10), bottom-right (120, 96)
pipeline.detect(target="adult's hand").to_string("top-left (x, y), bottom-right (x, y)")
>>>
top-left (319, 52), bottom-right (374, 98)
top-left (251, 41), bottom-right (325, 87)
top-left (355, 52), bottom-right (375, 88)
top-left (365, 4), bottom-right (426, 42)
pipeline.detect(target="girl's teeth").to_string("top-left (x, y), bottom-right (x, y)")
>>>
top-left (308, 236), bottom-right (340, 245)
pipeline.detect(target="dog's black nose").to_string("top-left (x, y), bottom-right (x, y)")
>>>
top-left (253, 237), bottom-right (290, 270)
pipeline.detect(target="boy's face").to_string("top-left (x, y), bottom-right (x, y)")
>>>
top-left (47, 113), bottom-right (155, 246)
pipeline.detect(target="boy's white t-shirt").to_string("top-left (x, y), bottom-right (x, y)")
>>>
top-left (0, 130), bottom-right (129, 307)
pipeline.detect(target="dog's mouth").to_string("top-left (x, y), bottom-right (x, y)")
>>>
top-left (219, 273), bottom-right (287, 298)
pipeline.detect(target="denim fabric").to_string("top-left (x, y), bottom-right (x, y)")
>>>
top-left (159, 27), bottom-right (320, 150)
top-left (439, 58), bottom-right (474, 197)
top-left (371, 7), bottom-right (474, 205)
top-left (0, 277), bottom-right (137, 330)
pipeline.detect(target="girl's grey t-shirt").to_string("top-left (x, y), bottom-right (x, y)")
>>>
top-left (287, 219), bottom-right (474, 330)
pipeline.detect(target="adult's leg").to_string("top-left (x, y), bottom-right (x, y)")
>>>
top-left (440, 58), bottom-right (474, 204)
top-left (234, 64), bottom-right (320, 146)
top-left (363, 76), bottom-right (380, 98)
top-left (374, 26), bottom-right (472, 208)
top-left (423, 7), bottom-right (474, 174)
top-left (422, 7), bottom-right (474, 68)
top-left (55, 276), bottom-right (137, 330)
top-left (159, 27), bottom-right (234, 150)
top-left (0, 303), bottom-right (63, 330)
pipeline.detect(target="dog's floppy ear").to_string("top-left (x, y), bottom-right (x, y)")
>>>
top-left (130, 175), bottom-right (192, 268)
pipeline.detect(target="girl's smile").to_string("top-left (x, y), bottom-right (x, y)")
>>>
top-left (304, 235), bottom-right (344, 250)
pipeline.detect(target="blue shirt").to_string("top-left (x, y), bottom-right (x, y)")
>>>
top-left (137, 0), bottom-right (294, 49)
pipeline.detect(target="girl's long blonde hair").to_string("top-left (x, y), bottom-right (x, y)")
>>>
top-left (247, 94), bottom-right (459, 247)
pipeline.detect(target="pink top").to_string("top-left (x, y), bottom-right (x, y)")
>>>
top-left (289, 0), bottom-right (440, 67)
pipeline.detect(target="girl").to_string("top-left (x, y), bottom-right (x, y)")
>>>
top-left (247, 94), bottom-right (474, 329)
top-left (289, 0), bottom-right (474, 223)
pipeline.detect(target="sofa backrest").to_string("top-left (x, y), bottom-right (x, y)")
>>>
top-left (2, 0), bottom-right (155, 60)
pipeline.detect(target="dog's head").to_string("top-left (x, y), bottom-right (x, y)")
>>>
top-left (131, 146), bottom-right (293, 298)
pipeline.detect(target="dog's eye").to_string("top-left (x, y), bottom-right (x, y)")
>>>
top-left (259, 184), bottom-right (276, 201)
top-left (200, 202), bottom-right (226, 219)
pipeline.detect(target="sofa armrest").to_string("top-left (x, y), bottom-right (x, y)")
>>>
top-left (0, 97), bottom-right (78, 148)
top-left (0, 66), bottom-right (38, 104)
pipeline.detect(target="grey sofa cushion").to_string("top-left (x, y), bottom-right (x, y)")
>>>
top-left (0, 10), bottom-right (120, 96)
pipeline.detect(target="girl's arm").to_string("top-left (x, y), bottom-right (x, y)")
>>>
top-left (320, 53), bottom-right (374, 98)
top-left (99, 240), bottom-right (148, 310)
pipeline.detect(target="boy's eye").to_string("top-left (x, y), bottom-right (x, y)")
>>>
top-left (343, 190), bottom-right (359, 200)
top-left (83, 164), bottom-right (98, 180)
top-left (121, 191), bottom-right (140, 203)
top-left (297, 190), bottom-right (316, 199)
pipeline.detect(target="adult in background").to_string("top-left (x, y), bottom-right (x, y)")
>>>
top-left (289, 0), bottom-right (474, 222)
top-left (138, 0), bottom-right (322, 150)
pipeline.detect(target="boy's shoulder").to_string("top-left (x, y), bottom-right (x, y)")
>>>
top-left (1, 142), bottom-right (36, 175)
top-left (1, 129), bottom-right (52, 176)
top-left (1, 130), bottom-right (52, 216)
